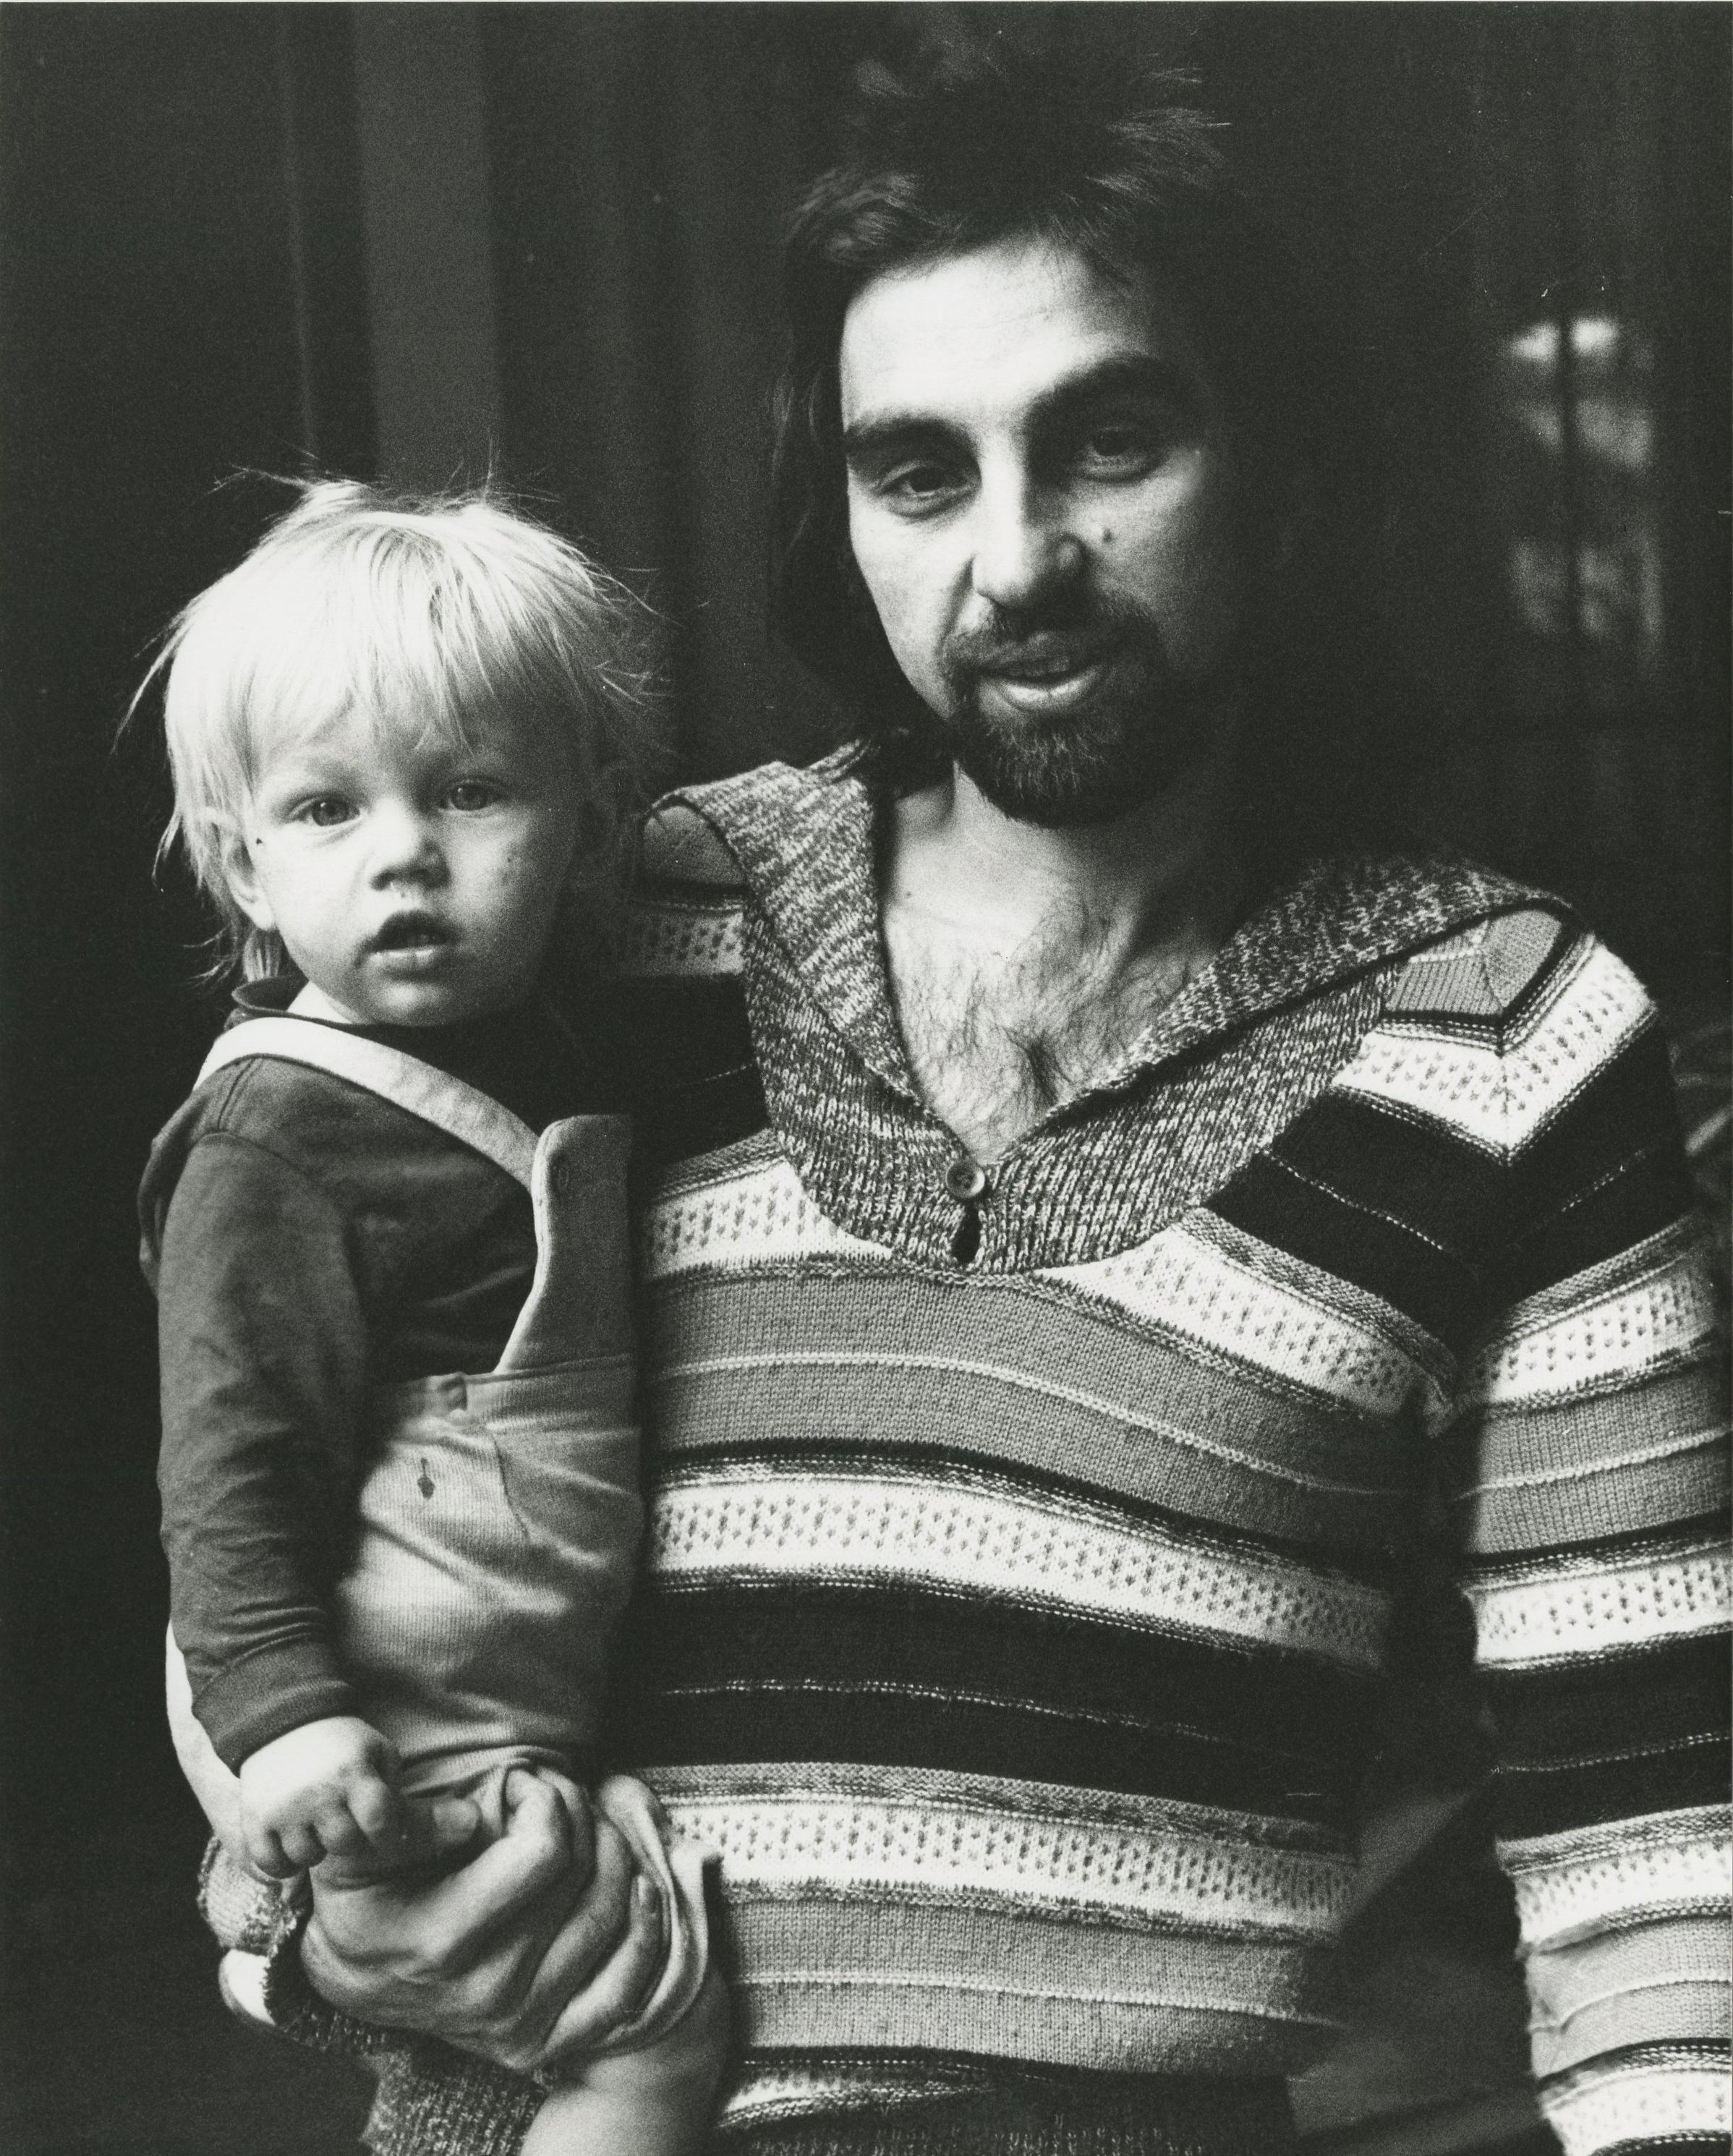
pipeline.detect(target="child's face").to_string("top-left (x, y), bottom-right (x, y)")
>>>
top-left (223, 700), bottom-right (584, 1027)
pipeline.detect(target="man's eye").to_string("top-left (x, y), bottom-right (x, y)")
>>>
top-left (299, 796), bottom-right (354, 827)
top-left (880, 462), bottom-right (966, 512)
top-left (444, 780), bottom-right (501, 812)
top-left (1076, 423), bottom-right (1159, 473)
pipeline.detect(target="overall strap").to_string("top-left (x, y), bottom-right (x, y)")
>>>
top-left (198, 1017), bottom-right (537, 1188)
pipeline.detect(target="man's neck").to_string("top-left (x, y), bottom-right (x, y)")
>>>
top-left (884, 758), bottom-right (1242, 973)
top-left (879, 759), bottom-right (1245, 1162)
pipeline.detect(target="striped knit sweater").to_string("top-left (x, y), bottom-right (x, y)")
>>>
top-left (608, 753), bottom-right (1729, 2154)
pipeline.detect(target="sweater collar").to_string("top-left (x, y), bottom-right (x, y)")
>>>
top-left (676, 750), bottom-right (1547, 1101)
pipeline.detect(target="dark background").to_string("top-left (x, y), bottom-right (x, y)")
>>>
top-left (1, 8), bottom-right (1726, 2153)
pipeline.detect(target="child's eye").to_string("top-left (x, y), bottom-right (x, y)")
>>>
top-left (299, 796), bottom-right (355, 827)
top-left (444, 780), bottom-right (501, 812)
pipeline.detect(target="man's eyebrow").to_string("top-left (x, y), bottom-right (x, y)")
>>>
top-left (842, 354), bottom-right (1202, 466)
top-left (841, 412), bottom-right (963, 467)
top-left (1034, 354), bottom-right (1201, 427)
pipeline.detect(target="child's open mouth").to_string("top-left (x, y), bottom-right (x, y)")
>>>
top-left (371, 913), bottom-right (451, 951)
top-left (368, 914), bottom-right (455, 971)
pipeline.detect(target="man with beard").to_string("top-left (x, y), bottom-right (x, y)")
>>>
top-left (184, 44), bottom-right (1729, 2156)
top-left (830, 234), bottom-right (1257, 1175)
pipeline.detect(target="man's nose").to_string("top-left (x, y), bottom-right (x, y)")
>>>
top-left (367, 802), bottom-right (445, 885)
top-left (969, 471), bottom-right (1083, 613)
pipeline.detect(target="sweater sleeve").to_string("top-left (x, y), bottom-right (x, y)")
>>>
top-left (1429, 923), bottom-right (1731, 2156)
top-left (157, 1128), bottom-right (369, 1768)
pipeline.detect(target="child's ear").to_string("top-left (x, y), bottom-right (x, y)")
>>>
top-left (216, 825), bottom-right (276, 933)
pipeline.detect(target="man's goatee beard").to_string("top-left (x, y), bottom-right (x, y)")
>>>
top-left (916, 600), bottom-right (1240, 827)
top-left (929, 671), bottom-right (1227, 828)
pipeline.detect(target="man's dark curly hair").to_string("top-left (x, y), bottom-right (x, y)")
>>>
top-left (769, 41), bottom-right (1403, 869)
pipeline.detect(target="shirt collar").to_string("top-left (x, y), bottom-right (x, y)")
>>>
top-left (673, 749), bottom-right (1550, 1099)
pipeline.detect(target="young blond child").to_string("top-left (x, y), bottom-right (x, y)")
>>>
top-left (136, 482), bottom-right (725, 2154)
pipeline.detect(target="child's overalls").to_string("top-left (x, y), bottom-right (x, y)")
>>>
top-left (192, 1017), bottom-right (709, 2049)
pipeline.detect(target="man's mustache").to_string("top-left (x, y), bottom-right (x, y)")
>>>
top-left (941, 595), bottom-right (1162, 682)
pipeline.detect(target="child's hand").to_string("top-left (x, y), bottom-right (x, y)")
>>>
top-left (238, 1716), bottom-right (409, 1879)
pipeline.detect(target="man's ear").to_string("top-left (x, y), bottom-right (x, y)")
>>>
top-left (216, 824), bottom-right (276, 933)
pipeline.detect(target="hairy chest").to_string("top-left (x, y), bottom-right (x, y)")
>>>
top-left (882, 912), bottom-right (1196, 1163)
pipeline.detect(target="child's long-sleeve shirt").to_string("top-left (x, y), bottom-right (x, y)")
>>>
top-left (139, 981), bottom-right (613, 1771)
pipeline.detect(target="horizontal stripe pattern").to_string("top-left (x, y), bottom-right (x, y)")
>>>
top-left (1500, 1805), bottom-right (1732, 1949)
top-left (650, 1461), bottom-right (1389, 1671)
top-left (717, 2058), bottom-right (1006, 2135)
top-left (1534, 1990), bottom-right (1730, 2087)
top-left (651, 1757), bottom-right (1348, 1847)
top-left (1482, 1633), bottom-right (1729, 1775)
top-left (1540, 2050), bottom-right (1732, 2156)
top-left (1042, 1212), bottom-right (1445, 1423)
top-left (731, 1906), bottom-right (1324, 2016)
top-left (1488, 1745), bottom-right (1729, 1850)
top-left (1457, 1222), bottom-right (1721, 1407)
top-left (1503, 1032), bottom-right (1700, 1308)
top-left (632, 1579), bottom-right (1370, 1822)
top-left (639, 1684), bottom-right (1357, 1825)
top-left (735, 1992), bottom-right (1334, 2082)
top-left (620, 783), bottom-right (1726, 2116)
top-left (1465, 1536), bottom-right (1730, 1666)
top-left (1269, 1088), bottom-right (1506, 1263)
top-left (649, 1269), bottom-right (1417, 1551)
top-left (1335, 936), bottom-right (1653, 1156)
top-left (1209, 1142), bottom-right (1482, 1349)
top-left (1445, 1362), bottom-right (1728, 1519)
top-left (1447, 1426), bottom-right (1729, 1559)
top-left (1524, 1916), bottom-right (1732, 2074)
top-left (642, 1141), bottom-right (1450, 1432)
top-left (712, 2055), bottom-right (1304, 2141)
top-left (656, 1781), bottom-right (1354, 1940)
top-left (1478, 1622), bottom-right (1729, 1842)
top-left (1442, 1205), bottom-right (1728, 1566)
top-left (725, 1899), bottom-right (1340, 2071)
top-left (644, 1139), bottom-right (880, 1280)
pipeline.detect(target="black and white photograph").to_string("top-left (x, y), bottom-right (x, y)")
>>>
top-left (1, 8), bottom-right (1728, 2156)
